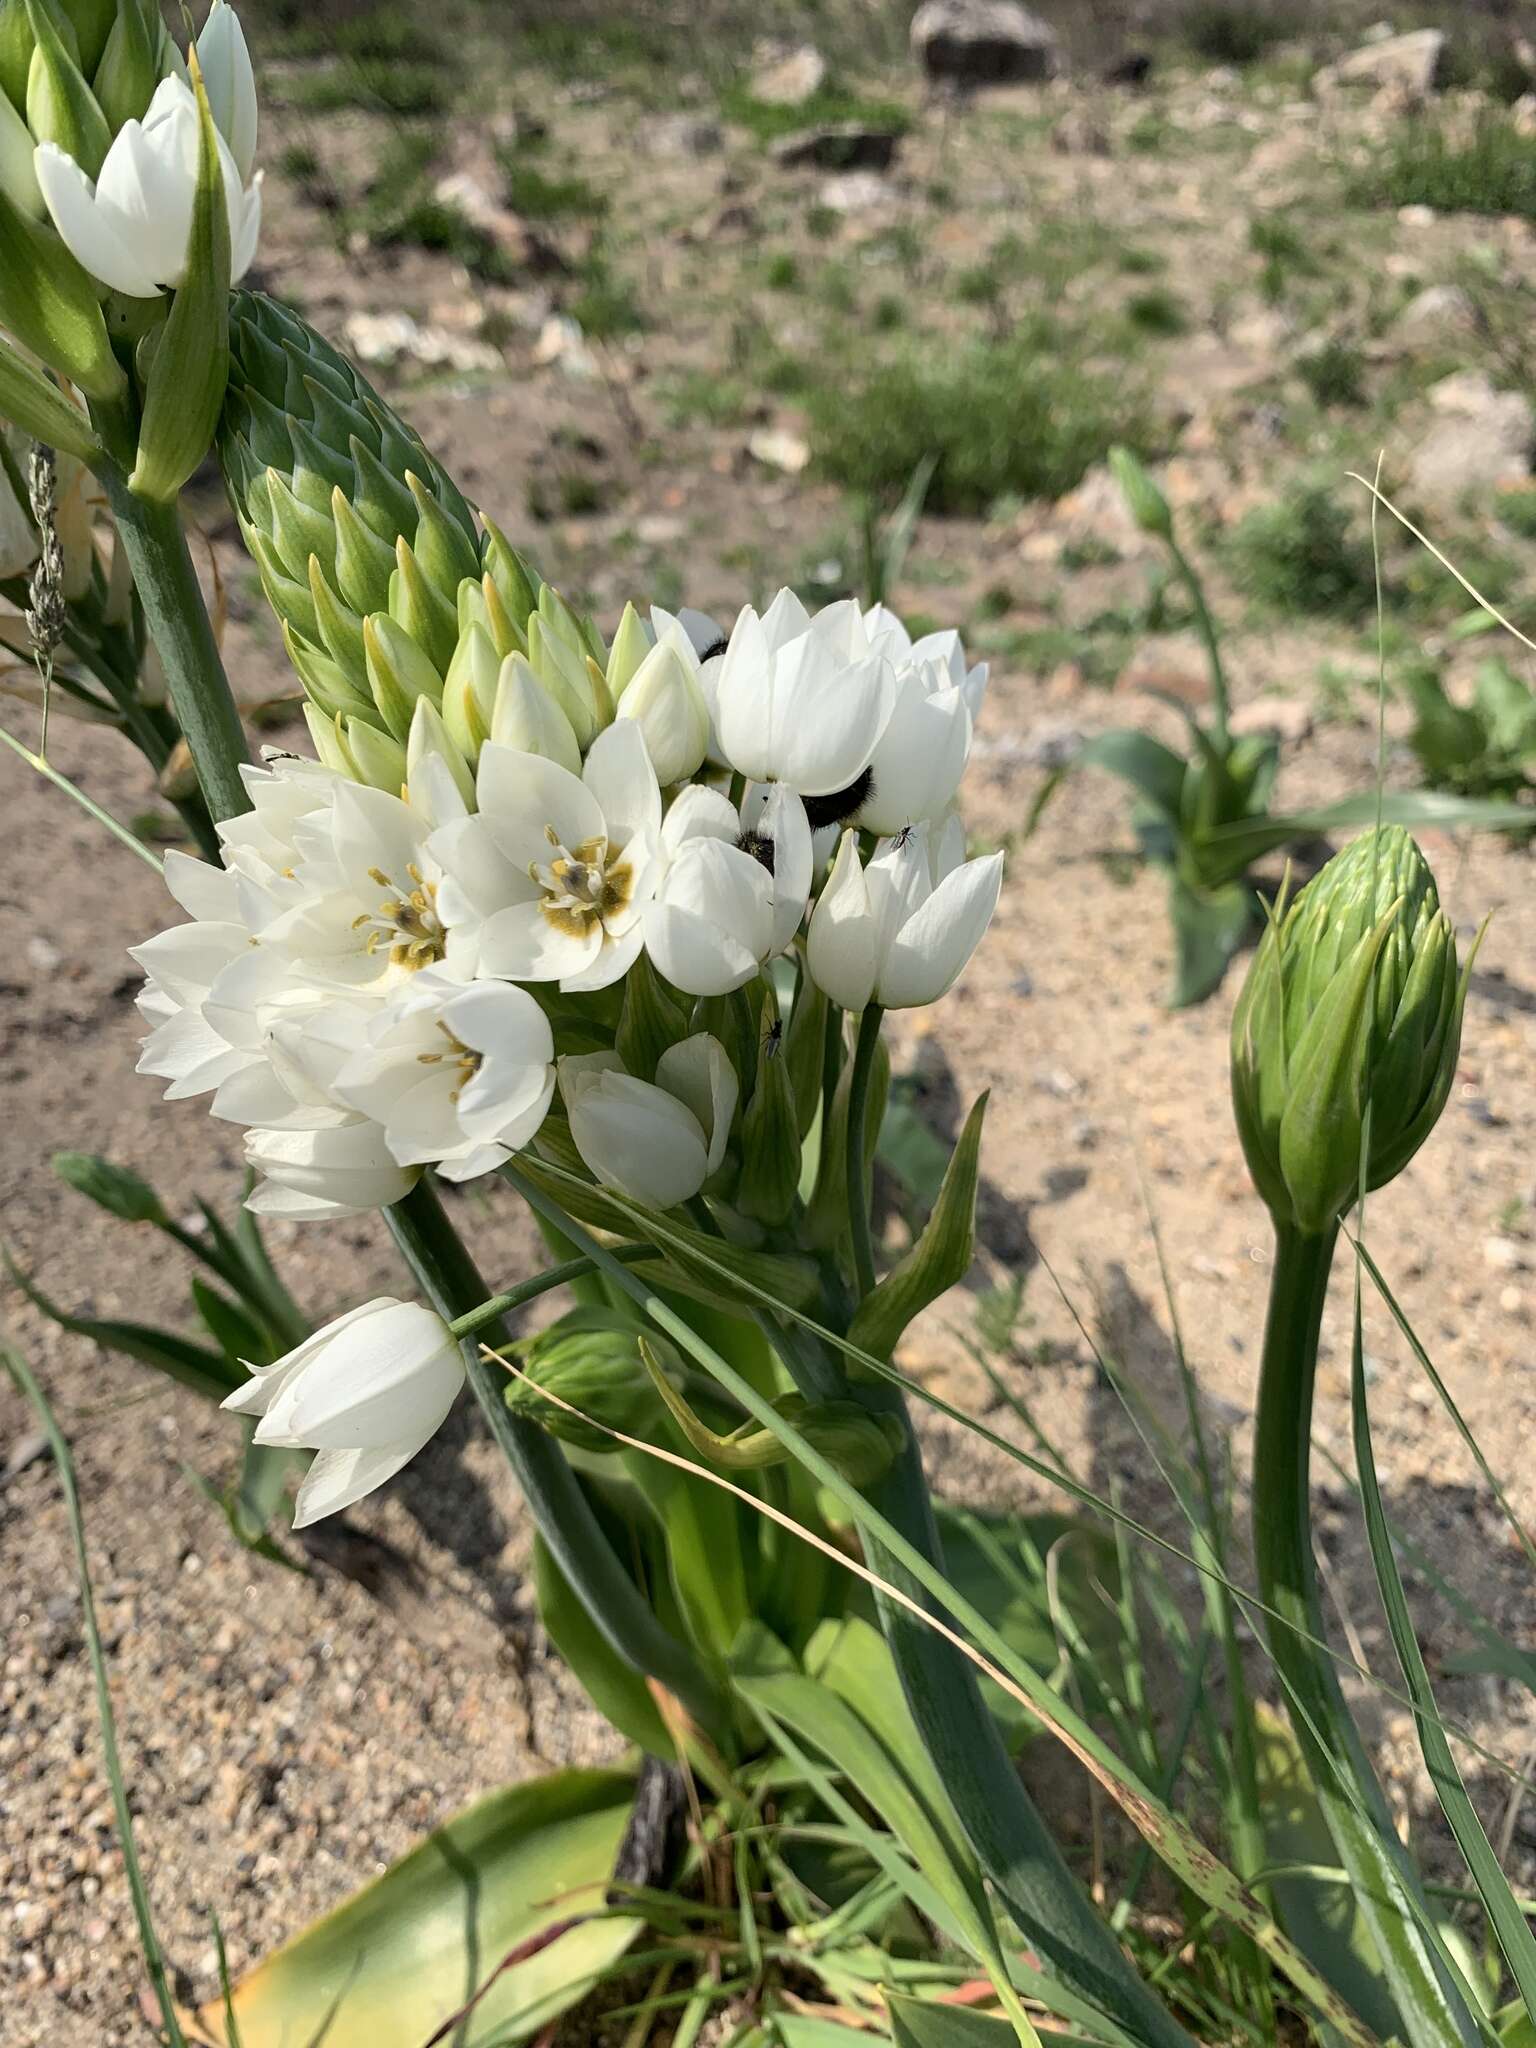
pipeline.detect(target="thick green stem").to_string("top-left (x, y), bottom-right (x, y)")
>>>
top-left (1256, 1224), bottom-right (1482, 2048)
top-left (102, 474), bottom-right (251, 827)
top-left (387, 1178), bottom-right (730, 1751)
top-left (845, 1003), bottom-right (883, 1301)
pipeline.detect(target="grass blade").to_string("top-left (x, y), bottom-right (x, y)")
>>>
top-left (2, 1340), bottom-right (188, 2046)
top-left (1350, 1276), bottom-right (1536, 2016)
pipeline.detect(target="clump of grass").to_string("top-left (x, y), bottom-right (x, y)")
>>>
top-left (718, 78), bottom-right (911, 146)
top-left (500, 158), bottom-right (606, 220)
top-left (808, 328), bottom-right (1152, 515)
top-left (1225, 478), bottom-right (1377, 617)
top-left (1495, 486), bottom-right (1536, 541)
top-left (569, 252), bottom-right (644, 339)
top-left (1351, 113), bottom-right (1536, 223)
top-left (285, 58), bottom-right (451, 117)
top-left (358, 134), bottom-right (516, 283)
top-left (277, 141), bottom-right (319, 181)
top-left (1126, 286), bottom-right (1190, 338)
top-left (764, 251), bottom-right (800, 291)
top-left (1249, 214), bottom-right (1320, 305)
top-left (1296, 338), bottom-right (1366, 408)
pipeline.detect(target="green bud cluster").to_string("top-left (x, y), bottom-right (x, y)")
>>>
top-left (1231, 825), bottom-right (1472, 1237)
top-left (503, 1312), bottom-right (674, 1455)
top-left (219, 290), bottom-right (630, 798)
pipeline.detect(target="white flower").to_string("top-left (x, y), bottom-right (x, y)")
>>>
top-left (806, 817), bottom-right (1003, 1012)
top-left (243, 1113), bottom-right (417, 1220)
top-left (335, 973), bottom-right (555, 1182)
top-left (614, 625), bottom-right (710, 786)
top-left (255, 775), bottom-right (463, 998)
top-left (35, 72), bottom-right (262, 301)
top-left (863, 604), bottom-right (988, 723)
top-left (195, 0), bottom-right (259, 184)
top-left (714, 591), bottom-right (896, 805)
top-left (560, 1035), bottom-right (737, 1210)
top-left (222, 1298), bottom-right (462, 1527)
top-left (643, 782), bottom-right (810, 995)
top-left (853, 658), bottom-right (974, 838)
top-left (431, 720), bottom-right (663, 993)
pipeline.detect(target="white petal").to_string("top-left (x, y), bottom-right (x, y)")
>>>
top-left (877, 851), bottom-right (1003, 1009)
top-left (655, 1033), bottom-right (738, 1174)
top-left (560, 918), bottom-right (644, 994)
top-left (644, 901), bottom-right (758, 998)
top-left (759, 782), bottom-right (812, 956)
top-left (34, 143), bottom-right (160, 296)
top-left (265, 1306), bottom-right (461, 1451)
top-left (582, 718), bottom-right (662, 847)
top-left (770, 646), bottom-right (894, 797)
top-left (292, 1443), bottom-right (418, 1528)
top-left (477, 745), bottom-right (603, 869)
top-left (478, 899), bottom-right (599, 984)
top-left (197, 0), bottom-right (259, 182)
top-left (806, 830), bottom-right (877, 1013)
top-left (662, 782), bottom-right (739, 853)
top-left (566, 1070), bottom-right (710, 1210)
top-left (858, 678), bottom-right (971, 836)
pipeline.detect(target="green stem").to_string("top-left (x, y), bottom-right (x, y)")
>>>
top-left (1256, 1223), bottom-right (1483, 2048)
top-left (508, 1166), bottom-right (1196, 2048)
top-left (101, 472), bottom-right (251, 826)
top-left (845, 1003), bottom-right (883, 1301)
top-left (1167, 535), bottom-right (1228, 749)
top-left (446, 1243), bottom-right (655, 1339)
top-left (0, 722), bottom-right (164, 871)
top-left (386, 1178), bottom-right (730, 1751)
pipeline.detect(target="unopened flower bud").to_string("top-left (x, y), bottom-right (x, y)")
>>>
top-left (615, 628), bottom-right (709, 786)
top-left (1231, 825), bottom-right (1473, 1237)
top-left (504, 1318), bottom-right (677, 1454)
top-left (1109, 445), bottom-right (1172, 543)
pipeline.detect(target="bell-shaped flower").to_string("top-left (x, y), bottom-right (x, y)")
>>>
top-left (560, 1035), bottom-right (737, 1211)
top-left (806, 816), bottom-right (1003, 1013)
top-left (714, 590), bottom-right (896, 807)
top-left (243, 1110), bottom-right (417, 1220)
top-left (614, 625), bottom-right (710, 786)
top-left (223, 1298), bottom-right (462, 1527)
top-left (195, 0), bottom-right (259, 184)
top-left (335, 972), bottom-right (556, 1182)
top-left (34, 73), bottom-right (262, 301)
top-left (643, 782), bottom-right (811, 994)
top-left (863, 603), bottom-right (988, 722)
top-left (430, 720), bottom-right (663, 993)
top-left (854, 657), bottom-right (975, 838)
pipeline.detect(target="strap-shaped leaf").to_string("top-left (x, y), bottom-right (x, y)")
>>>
top-left (0, 340), bottom-right (102, 462)
top-left (0, 179), bottom-right (121, 399)
top-left (848, 1094), bottom-right (986, 1365)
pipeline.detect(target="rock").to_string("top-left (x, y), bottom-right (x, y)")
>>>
top-left (749, 42), bottom-right (826, 106)
top-left (818, 169), bottom-right (894, 214)
top-left (1315, 29), bottom-right (1446, 100)
top-left (343, 310), bottom-right (502, 375)
top-left (770, 124), bottom-right (900, 171)
top-left (642, 113), bottom-right (723, 157)
top-left (1394, 282), bottom-right (1477, 345)
top-left (1052, 461), bottom-right (1157, 557)
top-left (1229, 696), bottom-right (1313, 745)
top-left (1513, 92), bottom-right (1536, 140)
top-left (909, 0), bottom-right (1059, 86)
top-left (533, 314), bottom-right (600, 378)
top-left (432, 171), bottom-right (530, 262)
top-left (1051, 108), bottom-right (1111, 154)
top-left (1408, 370), bottom-right (1534, 505)
top-left (747, 426), bottom-right (811, 474)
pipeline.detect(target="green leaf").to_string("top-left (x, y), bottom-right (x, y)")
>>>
top-left (190, 1278), bottom-right (270, 1368)
top-left (534, 1532), bottom-right (677, 1757)
top-left (1351, 1291), bottom-right (1536, 2018)
top-left (889, 1993), bottom-right (1044, 2048)
top-left (849, 1095), bottom-right (986, 1363)
top-left (196, 1768), bottom-right (642, 2047)
top-left (1073, 728), bottom-right (1188, 821)
top-left (128, 54), bottom-right (231, 501)
top-left (0, 340), bottom-right (102, 461)
top-left (0, 178), bottom-right (121, 399)
top-left (3, 1243), bottom-right (240, 1400)
top-left (878, 1094), bottom-right (953, 1213)
top-left (1204, 790), bottom-right (1534, 871)
top-left (1166, 874), bottom-right (1255, 1008)
top-left (52, 1150), bottom-right (166, 1225)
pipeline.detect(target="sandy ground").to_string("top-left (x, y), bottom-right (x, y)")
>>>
top-left (7, 31), bottom-right (1536, 2047)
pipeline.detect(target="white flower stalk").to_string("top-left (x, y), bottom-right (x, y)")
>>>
top-left (614, 624), bottom-right (710, 786)
top-left (335, 973), bottom-right (556, 1181)
top-left (644, 782), bottom-right (810, 995)
top-left (560, 1035), bottom-right (737, 1211)
top-left (223, 1298), bottom-right (463, 1527)
top-left (713, 591), bottom-right (896, 818)
top-left (807, 817), bottom-right (1003, 1012)
top-left (35, 66), bottom-right (262, 300)
top-left (431, 721), bottom-right (663, 993)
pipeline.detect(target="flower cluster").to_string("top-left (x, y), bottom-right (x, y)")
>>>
top-left (134, 585), bottom-right (1003, 1221)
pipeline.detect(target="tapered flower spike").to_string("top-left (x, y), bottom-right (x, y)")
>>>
top-left (1231, 824), bottom-right (1478, 1236)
